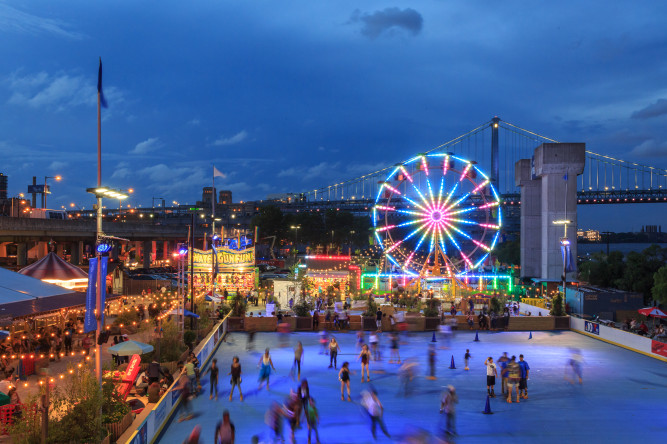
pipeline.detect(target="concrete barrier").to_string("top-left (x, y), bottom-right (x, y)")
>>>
top-left (570, 317), bottom-right (667, 362)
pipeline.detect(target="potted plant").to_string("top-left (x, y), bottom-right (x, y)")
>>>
top-left (292, 296), bottom-right (313, 331)
top-left (550, 294), bottom-right (570, 329)
top-left (362, 297), bottom-right (378, 330)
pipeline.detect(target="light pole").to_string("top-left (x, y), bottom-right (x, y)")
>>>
top-left (553, 218), bottom-right (571, 308)
top-left (43, 175), bottom-right (61, 209)
top-left (291, 225), bottom-right (301, 258)
top-left (118, 188), bottom-right (133, 218)
top-left (87, 187), bottom-right (129, 385)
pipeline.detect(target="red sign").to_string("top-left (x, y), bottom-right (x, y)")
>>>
top-left (118, 354), bottom-right (141, 400)
top-left (651, 340), bottom-right (667, 358)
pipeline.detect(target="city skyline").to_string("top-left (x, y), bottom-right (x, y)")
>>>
top-left (1, 1), bottom-right (666, 231)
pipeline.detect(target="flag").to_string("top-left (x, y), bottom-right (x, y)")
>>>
top-left (561, 243), bottom-right (576, 273)
top-left (97, 57), bottom-right (108, 108)
top-left (213, 166), bottom-right (226, 178)
top-left (563, 173), bottom-right (568, 181)
top-left (84, 256), bottom-right (109, 333)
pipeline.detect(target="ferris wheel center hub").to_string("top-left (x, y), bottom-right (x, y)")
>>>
top-left (431, 211), bottom-right (442, 221)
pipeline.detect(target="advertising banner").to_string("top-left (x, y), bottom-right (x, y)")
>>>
top-left (84, 258), bottom-right (98, 333)
top-left (651, 340), bottom-right (667, 358)
top-left (584, 321), bottom-right (600, 335)
top-left (118, 354), bottom-right (141, 399)
top-left (191, 246), bottom-right (255, 271)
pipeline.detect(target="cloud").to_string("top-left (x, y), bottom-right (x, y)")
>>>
top-left (628, 139), bottom-right (667, 157)
top-left (631, 99), bottom-right (667, 120)
top-left (213, 130), bottom-right (248, 146)
top-left (111, 162), bottom-right (131, 180)
top-left (0, 3), bottom-right (83, 39)
top-left (349, 7), bottom-right (423, 39)
top-left (188, 118), bottom-right (201, 126)
top-left (48, 161), bottom-right (68, 171)
top-left (130, 137), bottom-right (163, 155)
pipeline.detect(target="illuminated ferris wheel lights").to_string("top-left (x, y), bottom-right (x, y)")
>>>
top-left (472, 180), bottom-right (490, 194)
top-left (386, 240), bottom-right (403, 253)
top-left (473, 239), bottom-right (491, 252)
top-left (421, 156), bottom-right (429, 176)
top-left (399, 166), bottom-right (414, 183)
top-left (375, 205), bottom-right (395, 211)
top-left (459, 163), bottom-right (472, 182)
top-left (478, 201), bottom-right (499, 210)
top-left (383, 183), bottom-right (401, 195)
top-left (375, 225), bottom-right (396, 232)
top-left (479, 223), bottom-right (500, 229)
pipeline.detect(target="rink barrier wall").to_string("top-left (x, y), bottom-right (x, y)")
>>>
top-left (123, 315), bottom-right (230, 444)
top-left (570, 317), bottom-right (667, 363)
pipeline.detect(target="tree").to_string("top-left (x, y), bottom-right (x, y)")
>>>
top-left (494, 239), bottom-right (520, 266)
top-left (251, 205), bottom-right (286, 240)
top-left (652, 265), bottom-right (667, 304)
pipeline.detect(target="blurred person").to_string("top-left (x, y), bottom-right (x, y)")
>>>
top-left (361, 388), bottom-right (390, 439)
top-left (214, 410), bottom-right (235, 444)
top-left (177, 373), bottom-right (193, 422)
top-left (427, 343), bottom-right (437, 380)
top-left (338, 362), bottom-right (351, 401)
top-left (369, 332), bottom-right (380, 361)
top-left (399, 359), bottom-right (418, 396)
top-left (183, 425), bottom-right (201, 444)
top-left (566, 348), bottom-right (584, 384)
top-left (184, 358), bottom-right (197, 394)
top-left (497, 352), bottom-right (510, 395)
top-left (318, 330), bottom-right (328, 355)
top-left (376, 307), bottom-right (383, 331)
top-left (484, 357), bottom-right (497, 397)
top-left (464, 349), bottom-right (471, 371)
top-left (291, 341), bottom-right (303, 380)
top-left (258, 348), bottom-right (276, 391)
top-left (358, 344), bottom-right (371, 382)
top-left (356, 330), bottom-right (365, 350)
top-left (265, 401), bottom-right (284, 443)
top-left (389, 332), bottom-right (401, 364)
top-left (305, 397), bottom-right (321, 444)
top-left (208, 358), bottom-right (219, 400)
top-left (440, 385), bottom-right (458, 438)
top-left (503, 356), bottom-right (521, 403)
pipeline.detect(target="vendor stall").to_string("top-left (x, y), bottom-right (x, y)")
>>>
top-left (190, 246), bottom-right (258, 297)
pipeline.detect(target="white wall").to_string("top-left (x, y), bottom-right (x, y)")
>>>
top-left (571, 317), bottom-right (667, 362)
top-left (520, 302), bottom-right (551, 317)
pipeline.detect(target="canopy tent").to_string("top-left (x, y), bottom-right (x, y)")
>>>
top-left (109, 340), bottom-right (154, 356)
top-left (165, 308), bottom-right (200, 318)
top-left (18, 252), bottom-right (88, 290)
top-left (0, 266), bottom-right (86, 322)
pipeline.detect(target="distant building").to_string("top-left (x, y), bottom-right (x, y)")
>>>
top-left (218, 190), bottom-right (232, 205)
top-left (641, 225), bottom-right (662, 233)
top-left (0, 173), bottom-right (7, 200)
top-left (576, 229), bottom-right (601, 241)
top-left (201, 186), bottom-right (216, 207)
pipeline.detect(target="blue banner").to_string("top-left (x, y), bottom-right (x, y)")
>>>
top-left (560, 244), bottom-right (576, 273)
top-left (584, 321), bottom-right (600, 335)
top-left (84, 258), bottom-right (98, 333)
top-left (84, 257), bottom-right (108, 333)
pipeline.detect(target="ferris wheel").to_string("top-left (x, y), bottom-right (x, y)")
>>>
top-left (372, 153), bottom-right (502, 278)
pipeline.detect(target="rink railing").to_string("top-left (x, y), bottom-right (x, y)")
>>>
top-left (571, 317), bottom-right (667, 362)
top-left (123, 313), bottom-right (231, 444)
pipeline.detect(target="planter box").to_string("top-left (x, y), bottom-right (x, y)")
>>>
top-left (226, 317), bottom-right (245, 331)
top-left (507, 316), bottom-right (555, 331)
top-left (362, 317), bottom-right (377, 331)
top-left (554, 316), bottom-right (570, 330)
top-left (348, 315), bottom-right (362, 330)
top-left (101, 433), bottom-right (111, 444)
top-left (245, 316), bottom-right (277, 332)
top-left (424, 317), bottom-right (440, 331)
top-left (105, 411), bottom-right (133, 442)
top-left (282, 316), bottom-right (297, 331)
top-left (295, 317), bottom-right (313, 331)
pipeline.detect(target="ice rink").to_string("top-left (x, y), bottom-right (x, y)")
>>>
top-left (158, 329), bottom-right (667, 443)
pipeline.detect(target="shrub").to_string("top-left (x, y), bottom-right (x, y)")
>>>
top-left (230, 292), bottom-right (247, 317)
top-left (363, 297), bottom-right (378, 317)
top-left (423, 298), bottom-right (440, 317)
top-left (550, 294), bottom-right (565, 316)
top-left (113, 310), bottom-right (138, 326)
top-left (145, 319), bottom-right (188, 362)
top-left (490, 296), bottom-right (503, 314)
top-left (183, 330), bottom-right (197, 349)
top-left (292, 297), bottom-right (313, 317)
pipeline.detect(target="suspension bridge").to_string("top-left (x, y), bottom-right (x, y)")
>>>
top-left (293, 117), bottom-right (667, 208)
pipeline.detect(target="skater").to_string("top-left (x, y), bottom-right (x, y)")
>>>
top-left (398, 359), bottom-right (418, 397)
top-left (369, 332), bottom-right (380, 361)
top-left (209, 358), bottom-right (219, 400)
top-left (389, 332), bottom-right (401, 363)
top-left (229, 356), bottom-right (243, 401)
top-left (214, 410), bottom-right (235, 444)
top-left (246, 329), bottom-right (256, 351)
top-left (328, 337), bottom-right (340, 369)
top-left (464, 349), bottom-right (471, 371)
top-left (518, 354), bottom-right (530, 399)
top-left (358, 344), bottom-right (371, 382)
top-left (177, 373), bottom-right (193, 422)
top-left (376, 307), bottom-right (383, 331)
top-left (257, 348), bottom-right (276, 391)
top-left (284, 389), bottom-right (302, 443)
top-left (361, 388), bottom-right (390, 439)
top-left (566, 348), bottom-right (584, 384)
top-left (484, 356), bottom-right (497, 397)
top-left (440, 385), bottom-right (458, 438)
top-left (319, 330), bottom-right (328, 355)
top-left (427, 343), bottom-right (436, 380)
top-left (497, 352), bottom-right (510, 395)
top-left (292, 341), bottom-right (303, 380)
top-left (356, 330), bottom-right (365, 350)
top-left (332, 361), bottom-right (349, 403)
top-left (305, 397), bottom-right (321, 444)
top-left (503, 355), bottom-right (521, 403)
top-left (266, 402), bottom-right (284, 443)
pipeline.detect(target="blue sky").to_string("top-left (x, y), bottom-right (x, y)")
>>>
top-left (1, 1), bottom-right (666, 231)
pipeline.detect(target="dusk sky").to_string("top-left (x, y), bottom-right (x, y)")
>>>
top-left (1, 1), bottom-right (666, 232)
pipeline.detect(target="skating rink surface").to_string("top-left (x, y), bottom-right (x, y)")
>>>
top-left (158, 330), bottom-right (667, 443)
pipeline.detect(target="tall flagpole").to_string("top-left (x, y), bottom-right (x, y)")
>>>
top-left (211, 168), bottom-right (216, 296)
top-left (95, 58), bottom-right (103, 387)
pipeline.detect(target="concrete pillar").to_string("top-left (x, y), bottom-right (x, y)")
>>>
top-left (533, 143), bottom-right (585, 281)
top-left (70, 241), bottom-right (80, 265)
top-left (163, 241), bottom-right (170, 260)
top-left (515, 159), bottom-right (541, 278)
top-left (56, 242), bottom-right (65, 257)
top-left (152, 241), bottom-right (157, 263)
top-left (16, 243), bottom-right (27, 267)
top-left (143, 240), bottom-right (152, 269)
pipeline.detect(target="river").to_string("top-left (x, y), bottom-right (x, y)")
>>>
top-left (578, 242), bottom-right (667, 256)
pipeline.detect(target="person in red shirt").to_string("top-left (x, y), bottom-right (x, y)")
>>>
top-left (639, 321), bottom-right (649, 335)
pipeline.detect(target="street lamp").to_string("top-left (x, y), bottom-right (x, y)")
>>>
top-left (87, 186), bottom-right (129, 383)
top-left (117, 188), bottom-right (133, 218)
top-left (291, 225), bottom-right (301, 256)
top-left (44, 175), bottom-right (61, 209)
top-left (553, 218), bottom-right (572, 307)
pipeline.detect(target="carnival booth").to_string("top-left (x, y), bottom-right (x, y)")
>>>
top-left (303, 255), bottom-right (360, 297)
top-left (18, 252), bottom-right (88, 291)
top-left (190, 245), bottom-right (258, 299)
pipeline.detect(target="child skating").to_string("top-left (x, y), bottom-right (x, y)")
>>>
top-left (229, 356), bottom-right (243, 401)
top-left (338, 362), bottom-right (351, 401)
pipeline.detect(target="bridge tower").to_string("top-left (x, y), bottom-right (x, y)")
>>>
top-left (516, 143), bottom-right (585, 282)
top-left (491, 116), bottom-right (500, 192)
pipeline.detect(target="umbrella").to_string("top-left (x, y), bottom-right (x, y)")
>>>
top-left (205, 294), bottom-right (222, 303)
top-left (108, 340), bottom-right (154, 356)
top-left (166, 308), bottom-right (200, 319)
top-left (638, 307), bottom-right (667, 319)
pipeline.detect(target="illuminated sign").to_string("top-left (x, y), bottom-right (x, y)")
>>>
top-left (191, 246), bottom-right (255, 271)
